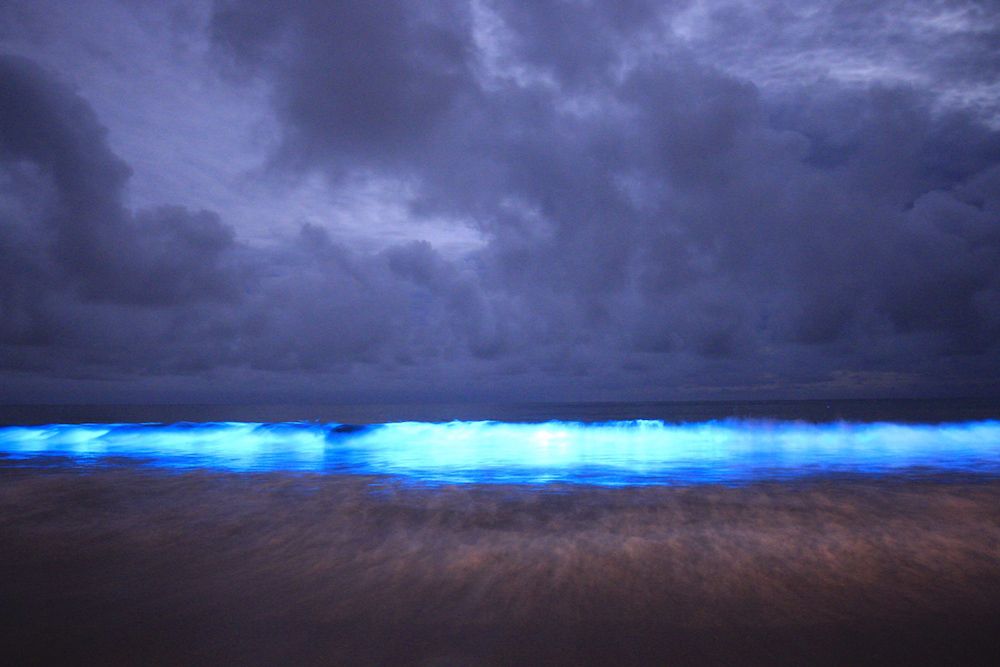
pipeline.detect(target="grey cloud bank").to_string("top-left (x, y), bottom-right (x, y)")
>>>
top-left (2, 0), bottom-right (1000, 403)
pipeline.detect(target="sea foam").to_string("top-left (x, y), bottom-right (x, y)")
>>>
top-left (1, 419), bottom-right (999, 484)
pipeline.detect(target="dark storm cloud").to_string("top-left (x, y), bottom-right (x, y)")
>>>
top-left (0, 53), bottom-right (460, 385)
top-left (204, 0), bottom-right (1000, 396)
top-left (2, 0), bottom-right (1000, 400)
top-left (0, 55), bottom-right (238, 307)
top-left (211, 0), bottom-right (475, 172)
top-left (487, 0), bottom-right (665, 87)
top-left (0, 54), bottom-right (240, 378)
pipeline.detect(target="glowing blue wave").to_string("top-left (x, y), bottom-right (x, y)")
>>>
top-left (1, 420), bottom-right (999, 485)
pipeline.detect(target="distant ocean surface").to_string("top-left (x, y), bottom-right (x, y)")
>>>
top-left (2, 399), bottom-right (999, 485)
top-left (2, 397), bottom-right (999, 425)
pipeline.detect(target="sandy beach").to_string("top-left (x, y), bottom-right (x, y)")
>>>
top-left (2, 460), bottom-right (999, 665)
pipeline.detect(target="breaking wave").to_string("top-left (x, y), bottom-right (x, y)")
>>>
top-left (1, 419), bottom-right (999, 484)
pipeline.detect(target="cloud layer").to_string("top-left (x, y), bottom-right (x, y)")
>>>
top-left (2, 0), bottom-right (1000, 402)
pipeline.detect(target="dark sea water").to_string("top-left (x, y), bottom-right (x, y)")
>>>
top-left (3, 396), bottom-right (999, 425)
top-left (2, 399), bottom-right (1000, 664)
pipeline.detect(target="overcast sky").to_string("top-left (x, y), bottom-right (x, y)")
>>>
top-left (2, 0), bottom-right (1000, 404)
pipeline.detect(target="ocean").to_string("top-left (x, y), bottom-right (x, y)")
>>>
top-left (2, 398), bottom-right (1000, 485)
top-left (3, 396), bottom-right (999, 425)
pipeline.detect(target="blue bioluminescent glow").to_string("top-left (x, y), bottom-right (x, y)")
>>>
top-left (1, 420), bottom-right (999, 485)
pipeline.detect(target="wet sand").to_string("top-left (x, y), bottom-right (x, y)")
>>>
top-left (2, 461), bottom-right (999, 665)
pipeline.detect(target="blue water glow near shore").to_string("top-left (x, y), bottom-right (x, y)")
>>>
top-left (1, 420), bottom-right (1000, 485)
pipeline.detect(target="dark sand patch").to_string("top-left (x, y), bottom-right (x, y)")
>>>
top-left (2, 462), bottom-right (999, 665)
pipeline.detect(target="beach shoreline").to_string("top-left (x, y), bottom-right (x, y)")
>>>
top-left (2, 463), bottom-right (999, 665)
